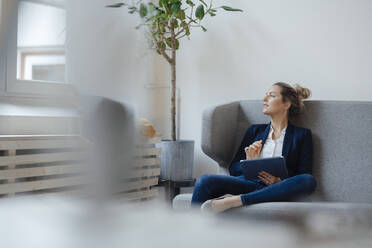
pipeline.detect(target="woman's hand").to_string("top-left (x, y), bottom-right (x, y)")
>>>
top-left (258, 171), bottom-right (281, 186)
top-left (244, 140), bottom-right (262, 160)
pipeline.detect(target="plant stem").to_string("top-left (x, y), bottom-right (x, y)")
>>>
top-left (170, 19), bottom-right (177, 141)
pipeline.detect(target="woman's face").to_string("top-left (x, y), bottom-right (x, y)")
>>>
top-left (262, 85), bottom-right (290, 117)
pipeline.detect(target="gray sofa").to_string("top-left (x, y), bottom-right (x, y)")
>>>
top-left (173, 100), bottom-right (372, 220)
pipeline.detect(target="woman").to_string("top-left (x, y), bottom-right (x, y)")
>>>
top-left (191, 82), bottom-right (317, 213)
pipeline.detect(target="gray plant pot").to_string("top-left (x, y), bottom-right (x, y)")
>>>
top-left (156, 140), bottom-right (194, 181)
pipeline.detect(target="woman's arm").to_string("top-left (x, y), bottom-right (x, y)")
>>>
top-left (228, 125), bottom-right (256, 176)
top-left (231, 126), bottom-right (256, 163)
top-left (296, 129), bottom-right (313, 175)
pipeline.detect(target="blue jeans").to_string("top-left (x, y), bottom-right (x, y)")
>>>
top-left (191, 173), bottom-right (317, 206)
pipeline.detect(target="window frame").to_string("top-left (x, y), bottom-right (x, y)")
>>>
top-left (2, 0), bottom-right (75, 99)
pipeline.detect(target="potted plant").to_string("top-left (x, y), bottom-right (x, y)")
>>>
top-left (107, 0), bottom-right (242, 180)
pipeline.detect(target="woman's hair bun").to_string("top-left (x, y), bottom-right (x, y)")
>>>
top-left (294, 84), bottom-right (311, 100)
top-left (274, 82), bottom-right (312, 117)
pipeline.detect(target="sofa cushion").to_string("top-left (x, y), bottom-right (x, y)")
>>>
top-left (225, 202), bottom-right (372, 221)
top-left (173, 193), bottom-right (372, 225)
top-left (173, 193), bottom-right (193, 210)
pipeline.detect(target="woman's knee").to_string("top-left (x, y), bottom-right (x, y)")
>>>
top-left (194, 174), bottom-right (216, 189)
top-left (296, 174), bottom-right (317, 193)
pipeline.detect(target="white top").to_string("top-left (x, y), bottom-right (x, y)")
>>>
top-left (259, 124), bottom-right (287, 158)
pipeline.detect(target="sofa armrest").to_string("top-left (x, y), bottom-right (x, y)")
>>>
top-left (201, 102), bottom-right (240, 169)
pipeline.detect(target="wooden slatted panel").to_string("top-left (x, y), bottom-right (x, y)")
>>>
top-left (0, 135), bottom-right (89, 196)
top-left (127, 168), bottom-right (160, 179)
top-left (134, 147), bottom-right (161, 157)
top-left (0, 134), bottom-right (161, 200)
top-left (4, 150), bottom-right (16, 196)
top-left (117, 178), bottom-right (159, 193)
top-left (0, 151), bottom-right (86, 167)
top-left (122, 134), bottom-right (162, 201)
top-left (0, 176), bottom-right (86, 194)
top-left (137, 136), bottom-right (161, 146)
top-left (0, 164), bottom-right (86, 180)
top-left (27, 188), bottom-right (86, 198)
top-left (123, 188), bottom-right (158, 201)
top-left (133, 157), bottom-right (161, 168)
top-left (0, 116), bottom-right (79, 135)
top-left (0, 135), bottom-right (88, 150)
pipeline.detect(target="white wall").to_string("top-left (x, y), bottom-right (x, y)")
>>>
top-left (65, 0), bottom-right (173, 144)
top-left (0, 0), bottom-right (6, 92)
top-left (65, 0), bottom-right (153, 115)
top-left (175, 0), bottom-right (372, 176)
top-left (66, 0), bottom-right (372, 177)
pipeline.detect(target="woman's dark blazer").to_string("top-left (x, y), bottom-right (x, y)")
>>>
top-left (229, 122), bottom-right (313, 178)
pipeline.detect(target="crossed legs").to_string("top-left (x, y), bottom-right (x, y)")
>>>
top-left (191, 173), bottom-right (317, 212)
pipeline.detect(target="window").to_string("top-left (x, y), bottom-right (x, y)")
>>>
top-left (3, 0), bottom-right (75, 97)
top-left (17, 0), bottom-right (66, 83)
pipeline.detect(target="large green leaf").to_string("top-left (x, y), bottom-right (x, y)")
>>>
top-left (128, 7), bottom-right (137, 14)
top-left (165, 38), bottom-right (179, 49)
top-left (139, 3), bottom-right (148, 17)
top-left (173, 19), bottom-right (179, 28)
top-left (195, 4), bottom-right (205, 20)
top-left (186, 0), bottom-right (195, 7)
top-left (160, 41), bottom-right (166, 50)
top-left (175, 10), bottom-right (186, 20)
top-left (180, 21), bottom-right (190, 36)
top-left (159, 23), bottom-right (166, 33)
top-left (221, 6), bottom-right (243, 12)
top-left (159, 0), bottom-right (166, 8)
top-left (165, 38), bottom-right (173, 48)
top-left (159, 0), bottom-right (170, 12)
top-left (106, 3), bottom-right (126, 8)
top-left (171, 2), bottom-right (181, 14)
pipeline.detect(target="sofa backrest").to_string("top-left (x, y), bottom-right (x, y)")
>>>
top-left (202, 100), bottom-right (372, 203)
